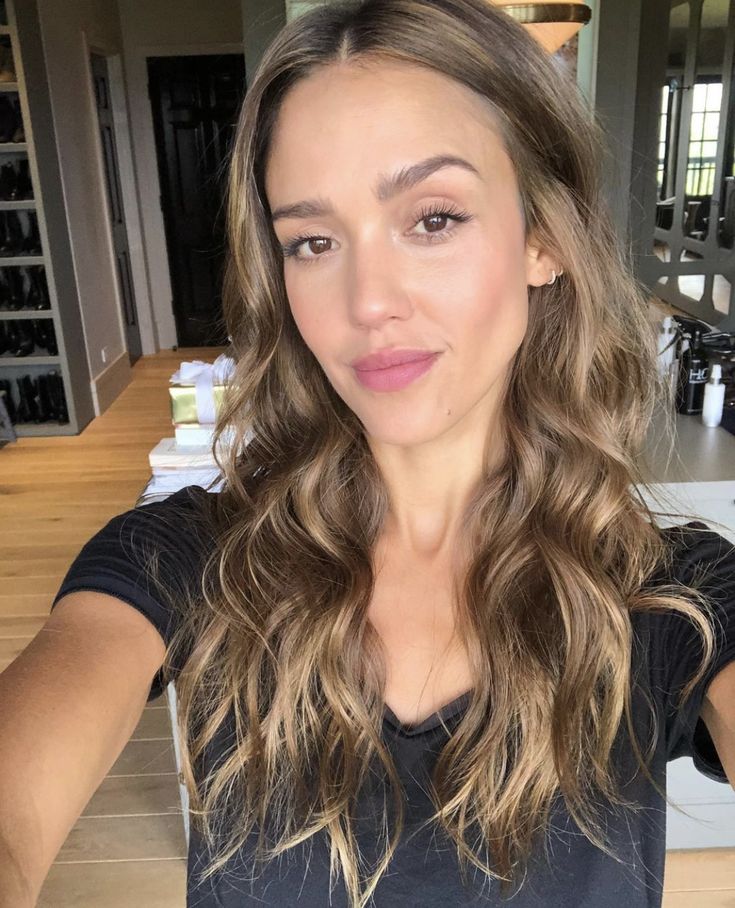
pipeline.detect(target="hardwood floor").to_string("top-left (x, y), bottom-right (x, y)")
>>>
top-left (0, 346), bottom-right (733, 906)
top-left (0, 347), bottom-right (217, 907)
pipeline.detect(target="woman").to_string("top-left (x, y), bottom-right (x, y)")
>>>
top-left (5, 1), bottom-right (735, 906)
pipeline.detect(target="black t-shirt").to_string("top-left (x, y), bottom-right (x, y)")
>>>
top-left (50, 484), bottom-right (735, 908)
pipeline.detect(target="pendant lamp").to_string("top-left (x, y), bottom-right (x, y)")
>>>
top-left (492, 1), bottom-right (592, 53)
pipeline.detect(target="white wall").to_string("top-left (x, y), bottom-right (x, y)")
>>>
top-left (117, 0), bottom-right (243, 351)
top-left (37, 0), bottom-right (130, 406)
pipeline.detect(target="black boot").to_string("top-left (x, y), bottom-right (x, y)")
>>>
top-left (0, 378), bottom-right (16, 422)
top-left (27, 265), bottom-right (50, 309)
top-left (7, 319), bottom-right (34, 355)
top-left (47, 370), bottom-right (68, 422)
top-left (20, 212), bottom-right (41, 255)
top-left (10, 97), bottom-right (23, 143)
top-left (3, 318), bottom-right (19, 354)
top-left (14, 376), bottom-right (31, 422)
top-left (22, 375), bottom-right (44, 423)
top-left (33, 319), bottom-right (57, 355)
top-left (0, 269), bottom-right (10, 310)
top-left (16, 375), bottom-right (41, 423)
top-left (36, 373), bottom-right (55, 421)
top-left (12, 159), bottom-right (32, 200)
top-left (0, 95), bottom-right (14, 142)
top-left (0, 210), bottom-right (23, 255)
top-left (15, 266), bottom-right (28, 310)
top-left (0, 211), bottom-right (11, 255)
top-left (5, 266), bottom-right (23, 309)
top-left (0, 162), bottom-right (15, 201)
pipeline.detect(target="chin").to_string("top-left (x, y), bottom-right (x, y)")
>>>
top-left (357, 409), bottom-right (453, 448)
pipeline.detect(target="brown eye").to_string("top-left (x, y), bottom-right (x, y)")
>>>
top-left (413, 204), bottom-right (472, 242)
top-left (423, 213), bottom-right (450, 233)
top-left (306, 238), bottom-right (331, 255)
top-left (281, 233), bottom-right (334, 262)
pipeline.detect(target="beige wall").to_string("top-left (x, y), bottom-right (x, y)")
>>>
top-left (36, 0), bottom-right (243, 415)
top-left (37, 0), bottom-right (129, 409)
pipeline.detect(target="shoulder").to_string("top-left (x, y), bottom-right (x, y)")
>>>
top-left (97, 484), bottom-right (216, 558)
top-left (656, 520), bottom-right (735, 585)
top-left (637, 519), bottom-right (735, 652)
top-left (633, 520), bottom-right (735, 776)
top-left (53, 484), bottom-right (220, 608)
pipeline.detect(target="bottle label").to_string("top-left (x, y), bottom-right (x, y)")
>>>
top-left (688, 367), bottom-right (709, 383)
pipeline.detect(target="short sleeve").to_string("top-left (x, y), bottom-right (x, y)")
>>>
top-left (646, 521), bottom-right (735, 783)
top-left (50, 484), bottom-right (215, 702)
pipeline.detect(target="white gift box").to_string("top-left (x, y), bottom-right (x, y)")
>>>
top-left (174, 423), bottom-right (240, 448)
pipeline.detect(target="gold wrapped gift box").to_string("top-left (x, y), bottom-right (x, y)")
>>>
top-left (168, 383), bottom-right (226, 425)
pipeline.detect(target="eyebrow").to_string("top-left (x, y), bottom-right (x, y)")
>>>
top-left (269, 153), bottom-right (480, 223)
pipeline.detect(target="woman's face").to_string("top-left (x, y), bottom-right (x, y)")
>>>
top-left (265, 60), bottom-right (556, 447)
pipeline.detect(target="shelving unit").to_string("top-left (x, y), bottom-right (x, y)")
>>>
top-left (0, 2), bottom-right (94, 436)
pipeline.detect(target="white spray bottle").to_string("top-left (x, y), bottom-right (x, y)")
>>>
top-left (658, 316), bottom-right (676, 378)
top-left (701, 363), bottom-right (725, 428)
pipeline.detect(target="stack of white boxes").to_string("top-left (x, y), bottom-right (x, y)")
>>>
top-left (143, 354), bottom-right (237, 500)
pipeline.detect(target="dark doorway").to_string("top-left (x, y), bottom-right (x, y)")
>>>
top-left (90, 52), bottom-right (142, 363)
top-left (147, 54), bottom-right (246, 347)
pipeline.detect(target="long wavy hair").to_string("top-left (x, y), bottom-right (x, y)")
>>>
top-left (143, 1), bottom-right (730, 905)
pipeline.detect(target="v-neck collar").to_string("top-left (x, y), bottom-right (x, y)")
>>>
top-left (382, 689), bottom-right (473, 737)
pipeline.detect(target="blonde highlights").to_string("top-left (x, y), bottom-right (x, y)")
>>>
top-left (144, 2), bottom-right (729, 905)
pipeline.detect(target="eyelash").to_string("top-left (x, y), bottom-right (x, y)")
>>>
top-left (279, 203), bottom-right (472, 264)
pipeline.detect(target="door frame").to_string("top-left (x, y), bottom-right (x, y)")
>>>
top-left (129, 42), bottom-right (243, 351)
top-left (80, 30), bottom-right (156, 358)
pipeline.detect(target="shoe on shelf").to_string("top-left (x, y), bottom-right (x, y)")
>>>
top-left (47, 370), bottom-right (69, 422)
top-left (4, 265), bottom-right (23, 309)
top-left (0, 378), bottom-right (16, 422)
top-left (0, 43), bottom-right (16, 83)
top-left (0, 161), bottom-right (16, 200)
top-left (14, 159), bottom-right (32, 199)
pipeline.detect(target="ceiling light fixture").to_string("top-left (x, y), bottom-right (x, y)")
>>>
top-left (492, 1), bottom-right (593, 53)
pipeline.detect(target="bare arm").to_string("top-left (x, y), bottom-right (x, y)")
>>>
top-left (700, 659), bottom-right (735, 790)
top-left (0, 590), bottom-right (167, 906)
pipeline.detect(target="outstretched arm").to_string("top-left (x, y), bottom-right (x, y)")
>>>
top-left (700, 660), bottom-right (735, 789)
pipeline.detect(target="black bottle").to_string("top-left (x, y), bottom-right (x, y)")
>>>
top-left (676, 328), bottom-right (709, 414)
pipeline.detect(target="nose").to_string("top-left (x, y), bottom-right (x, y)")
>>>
top-left (346, 236), bottom-right (414, 328)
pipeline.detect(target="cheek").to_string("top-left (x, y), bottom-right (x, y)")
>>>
top-left (285, 281), bottom-right (330, 355)
top-left (440, 243), bottom-right (529, 354)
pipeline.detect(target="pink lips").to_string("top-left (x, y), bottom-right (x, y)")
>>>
top-left (351, 348), bottom-right (438, 371)
top-left (351, 348), bottom-right (440, 392)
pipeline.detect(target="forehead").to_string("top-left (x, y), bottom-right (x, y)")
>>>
top-left (264, 60), bottom-right (513, 202)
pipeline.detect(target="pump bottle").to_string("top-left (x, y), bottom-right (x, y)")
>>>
top-left (701, 363), bottom-right (725, 428)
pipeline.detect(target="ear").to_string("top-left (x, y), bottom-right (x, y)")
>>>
top-left (524, 237), bottom-right (563, 287)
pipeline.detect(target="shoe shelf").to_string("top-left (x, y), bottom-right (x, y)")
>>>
top-left (0, 355), bottom-right (58, 365)
top-left (0, 255), bottom-right (44, 265)
top-left (0, 311), bottom-right (52, 320)
top-left (0, 1), bottom-right (89, 436)
top-left (10, 422), bottom-right (67, 435)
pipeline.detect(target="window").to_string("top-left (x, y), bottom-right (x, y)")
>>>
top-left (685, 78), bottom-right (722, 197)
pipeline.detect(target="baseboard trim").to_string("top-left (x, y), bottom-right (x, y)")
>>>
top-left (91, 351), bottom-right (132, 416)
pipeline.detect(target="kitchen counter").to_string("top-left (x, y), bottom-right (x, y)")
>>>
top-left (638, 402), bottom-right (735, 484)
